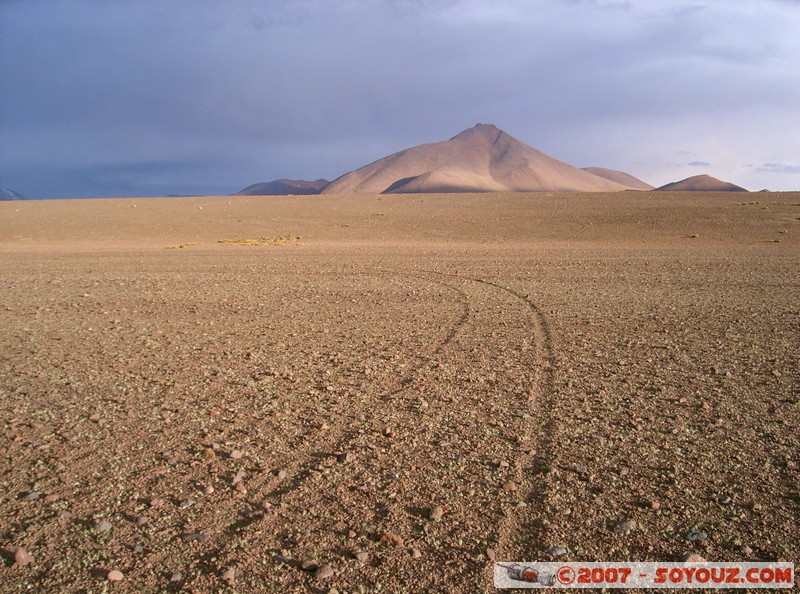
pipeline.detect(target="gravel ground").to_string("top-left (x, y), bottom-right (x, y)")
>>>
top-left (1, 192), bottom-right (798, 592)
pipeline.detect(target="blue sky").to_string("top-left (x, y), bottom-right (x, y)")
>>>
top-left (1, 0), bottom-right (799, 197)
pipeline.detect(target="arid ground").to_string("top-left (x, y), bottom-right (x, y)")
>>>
top-left (1, 192), bottom-right (798, 592)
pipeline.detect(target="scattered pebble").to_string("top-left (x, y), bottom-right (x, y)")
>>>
top-left (546, 545), bottom-right (568, 558)
top-left (170, 572), bottom-right (182, 582)
top-left (502, 480), bottom-right (517, 493)
top-left (229, 450), bottom-right (243, 460)
top-left (741, 545), bottom-right (754, 556)
top-left (614, 519), bottom-right (637, 534)
top-left (181, 532), bottom-right (210, 542)
top-left (347, 530), bottom-right (357, 538)
top-left (178, 498), bottom-right (195, 509)
top-left (95, 520), bottom-right (113, 534)
top-left (22, 491), bottom-right (40, 501)
top-left (686, 530), bottom-right (708, 542)
top-left (355, 552), bottom-right (369, 562)
top-left (486, 547), bottom-right (497, 561)
top-left (276, 469), bottom-right (288, 480)
top-left (136, 516), bottom-right (149, 526)
top-left (337, 452), bottom-right (352, 464)
top-left (682, 553), bottom-right (707, 563)
top-left (649, 500), bottom-right (661, 511)
top-left (44, 494), bottom-right (59, 503)
top-left (202, 448), bottom-right (216, 459)
top-left (379, 532), bottom-right (404, 546)
top-left (222, 567), bottom-right (235, 585)
top-left (107, 570), bottom-right (124, 581)
top-left (430, 505), bottom-right (444, 521)
top-left (411, 547), bottom-right (422, 558)
top-left (315, 564), bottom-right (335, 580)
top-left (301, 560), bottom-right (318, 571)
top-left (14, 547), bottom-right (33, 567)
top-left (204, 485), bottom-right (214, 495)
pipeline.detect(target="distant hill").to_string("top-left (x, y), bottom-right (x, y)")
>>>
top-left (0, 187), bottom-right (27, 200)
top-left (322, 124), bottom-right (642, 194)
top-left (655, 174), bottom-right (748, 192)
top-left (235, 179), bottom-right (330, 196)
top-left (582, 167), bottom-right (653, 190)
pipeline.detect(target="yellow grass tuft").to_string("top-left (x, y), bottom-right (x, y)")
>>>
top-left (217, 235), bottom-right (302, 247)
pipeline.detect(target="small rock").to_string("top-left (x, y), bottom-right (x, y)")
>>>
top-left (178, 498), bottom-right (195, 509)
top-left (222, 566), bottom-right (235, 585)
top-left (181, 532), bottom-right (210, 542)
top-left (682, 553), bottom-right (707, 563)
top-left (14, 547), bottom-right (33, 567)
top-left (649, 500), bottom-right (661, 511)
top-left (22, 491), bottom-right (40, 501)
top-left (315, 564), bottom-right (335, 580)
top-left (202, 448), bottom-right (216, 459)
top-left (89, 413), bottom-right (101, 422)
top-left (486, 547), bottom-right (497, 561)
top-left (234, 482), bottom-right (247, 493)
top-left (95, 520), bottom-right (113, 534)
top-left (499, 460), bottom-right (509, 468)
top-left (107, 570), bottom-right (124, 581)
top-left (204, 485), bottom-right (214, 495)
top-left (301, 560), bottom-right (319, 571)
top-left (337, 452), bottom-right (352, 464)
top-left (411, 547), bottom-right (422, 558)
top-left (379, 532), bottom-right (404, 546)
top-left (44, 494), bottom-right (60, 503)
top-left (430, 505), bottom-right (444, 521)
top-left (150, 498), bottom-right (165, 508)
top-left (347, 529), bottom-right (357, 538)
top-left (136, 516), bottom-right (149, 526)
top-left (232, 470), bottom-right (245, 484)
top-left (741, 545), bottom-right (754, 556)
top-left (229, 450), bottom-right (243, 459)
top-left (686, 530), bottom-right (708, 542)
top-left (260, 500), bottom-right (272, 510)
top-left (614, 519), bottom-right (637, 534)
top-left (170, 572), bottom-right (182, 582)
top-left (276, 469), bottom-right (288, 480)
top-left (502, 480), bottom-right (517, 493)
top-left (355, 552), bottom-right (369, 562)
top-left (133, 544), bottom-right (144, 554)
top-left (546, 545), bottom-right (568, 558)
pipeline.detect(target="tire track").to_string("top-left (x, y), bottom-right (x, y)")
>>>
top-left (421, 270), bottom-right (559, 574)
top-left (182, 270), bottom-right (472, 589)
top-left (184, 267), bottom-right (559, 592)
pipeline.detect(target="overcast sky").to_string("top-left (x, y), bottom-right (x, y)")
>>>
top-left (1, 0), bottom-right (799, 198)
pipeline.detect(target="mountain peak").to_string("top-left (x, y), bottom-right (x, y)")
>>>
top-left (655, 174), bottom-right (747, 192)
top-left (322, 125), bottom-right (641, 194)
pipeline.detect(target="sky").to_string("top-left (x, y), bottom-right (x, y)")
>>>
top-left (1, 0), bottom-right (799, 198)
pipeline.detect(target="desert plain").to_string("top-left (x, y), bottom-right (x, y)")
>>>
top-left (1, 191), bottom-right (798, 592)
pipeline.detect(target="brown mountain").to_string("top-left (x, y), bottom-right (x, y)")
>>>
top-left (582, 167), bottom-right (653, 190)
top-left (655, 174), bottom-right (747, 192)
top-left (235, 179), bottom-right (329, 196)
top-left (322, 124), bottom-right (638, 194)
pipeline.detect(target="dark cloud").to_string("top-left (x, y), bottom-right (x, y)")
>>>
top-left (688, 161), bottom-right (712, 167)
top-left (1, 0), bottom-right (799, 197)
